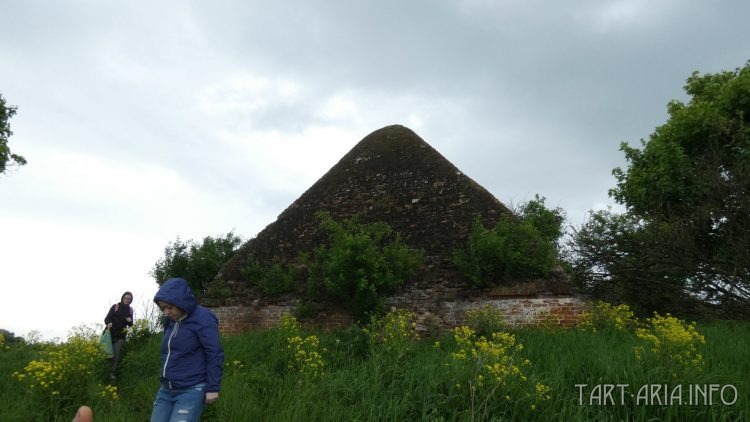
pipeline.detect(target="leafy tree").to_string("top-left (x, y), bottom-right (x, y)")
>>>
top-left (0, 328), bottom-right (21, 345)
top-left (306, 211), bottom-right (423, 319)
top-left (150, 231), bottom-right (243, 294)
top-left (565, 209), bottom-right (700, 315)
top-left (0, 94), bottom-right (27, 174)
top-left (454, 196), bottom-right (565, 287)
top-left (569, 62), bottom-right (750, 318)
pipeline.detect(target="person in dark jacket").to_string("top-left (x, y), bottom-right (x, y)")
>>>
top-left (104, 291), bottom-right (134, 380)
top-left (151, 278), bottom-right (224, 422)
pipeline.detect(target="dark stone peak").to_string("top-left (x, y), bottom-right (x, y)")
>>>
top-left (217, 125), bottom-right (512, 290)
top-left (340, 124), bottom-right (443, 164)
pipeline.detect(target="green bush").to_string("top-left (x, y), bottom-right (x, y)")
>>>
top-left (465, 304), bottom-right (506, 337)
top-left (577, 301), bottom-right (638, 333)
top-left (306, 212), bottom-right (423, 319)
top-left (241, 257), bottom-right (297, 296)
top-left (150, 231), bottom-right (243, 293)
top-left (125, 318), bottom-right (160, 348)
top-left (440, 325), bottom-right (550, 418)
top-left (204, 279), bottom-right (233, 298)
top-left (12, 325), bottom-right (111, 418)
top-left (517, 195), bottom-right (566, 248)
top-left (454, 196), bottom-right (564, 287)
top-left (365, 309), bottom-right (420, 361)
top-left (453, 216), bottom-right (556, 286)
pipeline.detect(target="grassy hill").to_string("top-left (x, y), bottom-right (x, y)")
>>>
top-left (1, 309), bottom-right (748, 421)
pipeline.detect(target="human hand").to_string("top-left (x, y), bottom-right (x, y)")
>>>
top-left (106, 323), bottom-right (113, 329)
top-left (125, 317), bottom-right (132, 323)
top-left (72, 405), bottom-right (93, 422)
top-left (205, 392), bottom-right (219, 404)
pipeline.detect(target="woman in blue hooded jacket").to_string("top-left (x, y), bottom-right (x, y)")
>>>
top-left (151, 278), bottom-right (224, 422)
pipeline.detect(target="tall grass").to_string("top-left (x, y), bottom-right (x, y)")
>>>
top-left (1, 319), bottom-right (747, 421)
top-left (517, 325), bottom-right (746, 421)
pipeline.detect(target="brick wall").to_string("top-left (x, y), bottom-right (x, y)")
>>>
top-left (208, 280), bottom-right (590, 335)
top-left (436, 296), bottom-right (587, 328)
top-left (211, 301), bottom-right (354, 334)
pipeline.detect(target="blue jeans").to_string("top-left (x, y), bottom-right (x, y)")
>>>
top-left (150, 383), bottom-right (207, 422)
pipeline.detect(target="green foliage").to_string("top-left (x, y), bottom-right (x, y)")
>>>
top-left (1, 321), bottom-right (748, 420)
top-left (365, 309), bottom-right (420, 360)
top-left (578, 301), bottom-right (639, 333)
top-left (21, 330), bottom-right (44, 345)
top-left (241, 256), bottom-right (297, 296)
top-left (440, 325), bottom-right (550, 417)
top-left (294, 299), bottom-right (319, 319)
top-left (0, 328), bottom-right (21, 345)
top-left (578, 302), bottom-right (709, 380)
top-left (454, 216), bottom-right (558, 287)
top-left (571, 61), bottom-right (750, 318)
top-left (324, 324), bottom-right (372, 363)
top-left (204, 279), bottom-right (232, 298)
top-left (275, 314), bottom-right (325, 380)
top-left (306, 212), bottom-right (423, 319)
top-left (517, 195), bottom-right (566, 248)
top-left (465, 304), bottom-right (506, 338)
top-left (454, 196), bottom-right (564, 287)
top-left (125, 318), bottom-right (160, 348)
top-left (634, 312), bottom-right (706, 375)
top-left (150, 231), bottom-right (243, 294)
top-left (12, 325), bottom-right (111, 418)
top-left (0, 94), bottom-right (26, 174)
top-left (565, 209), bottom-right (696, 315)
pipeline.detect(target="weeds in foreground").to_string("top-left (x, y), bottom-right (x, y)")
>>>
top-left (279, 314), bottom-right (325, 380)
top-left (12, 325), bottom-right (112, 418)
top-left (439, 325), bottom-right (550, 419)
top-left (2, 306), bottom-right (747, 421)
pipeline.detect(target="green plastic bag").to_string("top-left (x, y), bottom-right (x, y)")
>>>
top-left (100, 329), bottom-right (113, 358)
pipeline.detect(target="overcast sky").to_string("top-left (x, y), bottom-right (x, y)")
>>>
top-left (1, 0), bottom-right (749, 340)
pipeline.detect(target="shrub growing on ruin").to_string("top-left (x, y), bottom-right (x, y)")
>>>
top-left (306, 212), bottom-right (423, 319)
top-left (241, 256), bottom-right (298, 296)
top-left (454, 196), bottom-right (564, 287)
top-left (454, 216), bottom-right (556, 286)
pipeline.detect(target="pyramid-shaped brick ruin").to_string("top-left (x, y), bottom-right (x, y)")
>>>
top-left (208, 125), bottom-right (587, 333)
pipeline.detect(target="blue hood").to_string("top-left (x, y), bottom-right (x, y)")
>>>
top-left (154, 278), bottom-right (198, 314)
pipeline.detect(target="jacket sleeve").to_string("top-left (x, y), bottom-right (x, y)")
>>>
top-left (127, 308), bottom-right (134, 326)
top-left (104, 305), bottom-right (115, 325)
top-left (197, 314), bottom-right (224, 393)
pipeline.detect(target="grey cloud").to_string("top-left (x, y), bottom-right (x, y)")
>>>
top-left (2, 0), bottom-right (750, 228)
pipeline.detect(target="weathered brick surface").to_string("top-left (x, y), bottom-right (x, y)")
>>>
top-left (436, 297), bottom-right (587, 328)
top-left (209, 280), bottom-right (589, 335)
